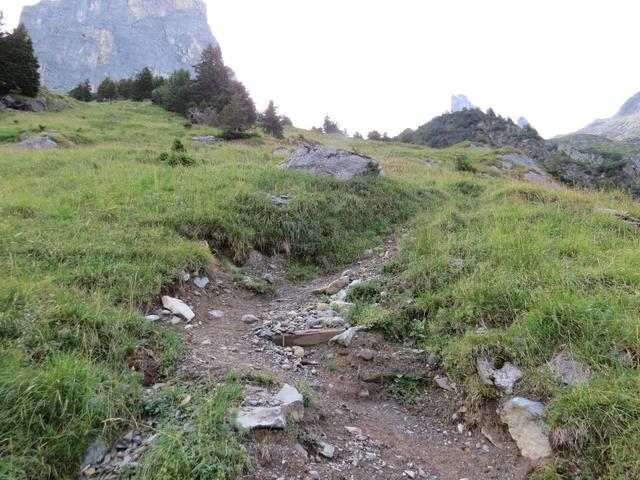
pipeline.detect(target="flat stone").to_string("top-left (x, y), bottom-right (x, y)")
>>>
top-left (82, 441), bottom-right (108, 468)
top-left (194, 277), bottom-right (210, 288)
top-left (500, 397), bottom-right (551, 460)
top-left (235, 406), bottom-right (286, 430)
top-left (329, 326), bottom-right (363, 347)
top-left (191, 135), bottom-right (216, 144)
top-left (209, 310), bottom-right (224, 318)
top-left (161, 296), bottom-right (195, 321)
top-left (313, 276), bottom-right (350, 295)
top-left (275, 384), bottom-right (304, 421)
top-left (271, 328), bottom-right (344, 347)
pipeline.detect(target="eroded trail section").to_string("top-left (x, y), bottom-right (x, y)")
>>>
top-left (170, 242), bottom-right (531, 480)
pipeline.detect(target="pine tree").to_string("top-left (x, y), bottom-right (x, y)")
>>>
top-left (69, 79), bottom-right (92, 101)
top-left (151, 69), bottom-right (193, 115)
top-left (117, 78), bottom-right (134, 99)
top-left (97, 77), bottom-right (117, 101)
top-left (193, 44), bottom-right (231, 110)
top-left (132, 67), bottom-right (153, 101)
top-left (262, 100), bottom-right (283, 138)
top-left (0, 23), bottom-right (40, 97)
top-left (219, 93), bottom-right (255, 136)
top-left (323, 115), bottom-right (342, 134)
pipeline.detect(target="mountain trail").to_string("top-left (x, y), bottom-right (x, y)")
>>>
top-left (166, 240), bottom-right (533, 480)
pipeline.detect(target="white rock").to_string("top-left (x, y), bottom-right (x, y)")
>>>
top-left (145, 314), bottom-right (160, 322)
top-left (500, 397), bottom-right (551, 460)
top-left (329, 326), bottom-right (363, 347)
top-left (242, 314), bottom-right (260, 324)
top-left (235, 406), bottom-right (286, 430)
top-left (208, 310), bottom-right (224, 318)
top-left (313, 276), bottom-right (350, 295)
top-left (319, 441), bottom-right (335, 458)
top-left (275, 384), bottom-right (304, 421)
top-left (161, 296), bottom-right (195, 321)
top-left (477, 359), bottom-right (523, 394)
top-left (194, 277), bottom-right (209, 288)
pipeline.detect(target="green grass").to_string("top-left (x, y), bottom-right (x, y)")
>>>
top-left (0, 101), bottom-right (423, 478)
top-left (2, 100), bottom-right (640, 478)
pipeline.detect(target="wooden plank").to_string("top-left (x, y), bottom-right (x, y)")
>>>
top-left (271, 329), bottom-right (344, 347)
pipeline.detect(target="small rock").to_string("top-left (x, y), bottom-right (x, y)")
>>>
top-left (434, 375), bottom-right (456, 392)
top-left (161, 296), bottom-right (195, 321)
top-left (404, 471), bottom-right (416, 479)
top-left (308, 471), bottom-right (320, 480)
top-left (477, 359), bottom-right (523, 394)
top-left (319, 442), bottom-right (335, 459)
top-left (145, 314), bottom-right (160, 322)
top-left (356, 349), bottom-right (376, 361)
top-left (545, 351), bottom-right (591, 386)
top-left (235, 406), bottom-right (286, 430)
top-left (500, 397), bottom-right (551, 460)
top-left (450, 258), bottom-right (465, 267)
top-left (313, 276), bottom-right (350, 295)
top-left (263, 273), bottom-right (276, 284)
top-left (293, 346), bottom-right (305, 359)
top-left (194, 277), bottom-right (210, 288)
top-left (209, 309), bottom-right (224, 318)
top-left (191, 135), bottom-right (216, 144)
top-left (242, 314), bottom-right (260, 324)
top-left (273, 148), bottom-right (289, 155)
top-left (82, 441), bottom-right (108, 468)
top-left (345, 426), bottom-right (363, 436)
top-left (169, 316), bottom-right (182, 325)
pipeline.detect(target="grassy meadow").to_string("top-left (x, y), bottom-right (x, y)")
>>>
top-left (0, 100), bottom-right (639, 478)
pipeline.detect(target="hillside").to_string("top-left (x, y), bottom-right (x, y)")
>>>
top-left (404, 108), bottom-right (550, 164)
top-left (1, 102), bottom-right (640, 479)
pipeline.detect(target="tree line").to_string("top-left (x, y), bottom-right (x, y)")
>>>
top-left (68, 44), bottom-right (289, 139)
top-left (0, 14), bottom-right (40, 97)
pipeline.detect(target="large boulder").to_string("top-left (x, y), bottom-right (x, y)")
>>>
top-left (16, 135), bottom-right (58, 149)
top-left (500, 397), bottom-right (552, 460)
top-left (280, 144), bottom-right (383, 180)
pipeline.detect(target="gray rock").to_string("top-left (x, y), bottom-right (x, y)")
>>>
top-left (477, 359), bottom-right (523, 395)
top-left (21, 0), bottom-right (218, 92)
top-left (546, 351), bottom-right (591, 386)
top-left (273, 148), bottom-right (289, 155)
top-left (82, 441), bottom-right (108, 468)
top-left (262, 273), bottom-right (276, 284)
top-left (313, 276), bottom-right (350, 295)
top-left (266, 194), bottom-right (290, 205)
top-left (191, 135), bottom-right (216, 144)
top-left (500, 397), bottom-right (551, 460)
top-left (193, 277), bottom-right (209, 288)
top-left (242, 314), bottom-right (260, 324)
top-left (281, 144), bottom-right (383, 180)
top-left (16, 135), bottom-right (58, 150)
top-left (319, 441), bottom-right (335, 459)
top-left (145, 314), bottom-right (160, 322)
top-left (275, 384), bottom-right (304, 421)
top-left (235, 406), bottom-right (286, 430)
top-left (209, 309), bottom-right (224, 318)
top-left (308, 471), bottom-right (320, 480)
top-left (329, 326), bottom-right (362, 347)
top-left (356, 349), bottom-right (376, 361)
top-left (517, 117), bottom-right (530, 129)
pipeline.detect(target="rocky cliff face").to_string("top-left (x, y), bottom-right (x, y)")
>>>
top-left (20, 0), bottom-right (217, 92)
top-left (451, 94), bottom-right (475, 112)
top-left (578, 90), bottom-right (640, 139)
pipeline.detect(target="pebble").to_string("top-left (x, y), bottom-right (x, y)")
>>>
top-left (242, 314), bottom-right (260, 324)
top-left (145, 314), bottom-right (160, 322)
top-left (169, 316), bottom-right (182, 325)
top-left (308, 471), bottom-right (320, 480)
top-left (209, 310), bottom-right (224, 318)
top-left (194, 277), bottom-right (210, 288)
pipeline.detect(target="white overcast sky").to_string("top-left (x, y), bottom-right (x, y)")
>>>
top-left (3, 0), bottom-right (640, 138)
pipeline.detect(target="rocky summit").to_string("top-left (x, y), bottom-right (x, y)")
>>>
top-left (20, 0), bottom-right (217, 92)
top-left (578, 90), bottom-right (640, 139)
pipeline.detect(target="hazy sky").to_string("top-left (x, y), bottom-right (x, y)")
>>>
top-left (3, 1), bottom-right (640, 138)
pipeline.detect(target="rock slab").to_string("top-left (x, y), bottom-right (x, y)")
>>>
top-left (281, 144), bottom-right (383, 180)
top-left (161, 296), bottom-right (195, 321)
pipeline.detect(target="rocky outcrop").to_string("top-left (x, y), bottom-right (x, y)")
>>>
top-left (20, 0), bottom-right (217, 92)
top-left (517, 117), bottom-right (530, 129)
top-left (451, 94), bottom-right (475, 112)
top-left (281, 144), bottom-right (384, 180)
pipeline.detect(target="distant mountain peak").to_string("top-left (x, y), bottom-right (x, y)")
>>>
top-left (451, 94), bottom-right (475, 112)
top-left (615, 91), bottom-right (640, 117)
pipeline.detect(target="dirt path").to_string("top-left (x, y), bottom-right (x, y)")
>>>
top-left (169, 242), bottom-right (534, 480)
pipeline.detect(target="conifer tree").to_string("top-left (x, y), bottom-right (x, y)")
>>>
top-left (97, 77), bottom-right (117, 101)
top-left (193, 44), bottom-right (232, 110)
top-left (132, 67), bottom-right (153, 101)
top-left (263, 100), bottom-right (283, 138)
top-left (69, 79), bottom-right (92, 101)
top-left (0, 24), bottom-right (40, 97)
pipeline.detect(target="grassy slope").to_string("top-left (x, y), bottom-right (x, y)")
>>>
top-left (1, 102), bottom-right (639, 478)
